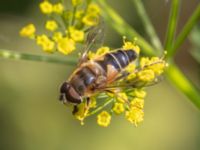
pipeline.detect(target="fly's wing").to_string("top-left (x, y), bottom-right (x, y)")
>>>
top-left (78, 20), bottom-right (105, 65)
top-left (96, 68), bottom-right (164, 91)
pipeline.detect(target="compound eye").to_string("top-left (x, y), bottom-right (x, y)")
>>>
top-left (60, 82), bottom-right (70, 93)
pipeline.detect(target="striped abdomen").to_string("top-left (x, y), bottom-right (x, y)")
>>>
top-left (96, 49), bottom-right (137, 82)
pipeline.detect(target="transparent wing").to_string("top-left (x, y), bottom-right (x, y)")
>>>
top-left (78, 20), bottom-right (105, 65)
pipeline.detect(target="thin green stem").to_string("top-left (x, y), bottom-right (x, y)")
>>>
top-left (168, 3), bottom-right (200, 57)
top-left (166, 62), bottom-right (200, 109)
top-left (97, 0), bottom-right (156, 56)
top-left (87, 98), bottom-right (114, 116)
top-left (0, 49), bottom-right (77, 65)
top-left (165, 0), bottom-right (180, 52)
top-left (71, 6), bottom-right (77, 26)
top-left (131, 0), bottom-right (163, 52)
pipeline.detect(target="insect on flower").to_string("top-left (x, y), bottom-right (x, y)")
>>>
top-left (59, 23), bottom-right (167, 126)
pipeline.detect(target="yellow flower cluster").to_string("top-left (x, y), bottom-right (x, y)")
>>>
top-left (20, 0), bottom-right (101, 55)
top-left (70, 40), bottom-right (166, 127)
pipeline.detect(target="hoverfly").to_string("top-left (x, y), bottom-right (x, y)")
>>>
top-left (59, 24), bottom-right (148, 113)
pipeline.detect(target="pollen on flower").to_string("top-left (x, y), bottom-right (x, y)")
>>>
top-left (74, 103), bottom-right (88, 124)
top-left (40, 0), bottom-right (53, 14)
top-left (130, 98), bottom-right (144, 109)
top-left (137, 69), bottom-right (155, 82)
top-left (117, 92), bottom-right (128, 103)
top-left (69, 27), bottom-right (84, 42)
top-left (45, 20), bottom-right (58, 31)
top-left (72, 0), bottom-right (82, 6)
top-left (82, 13), bottom-right (99, 26)
top-left (52, 32), bottom-right (63, 42)
top-left (130, 89), bottom-right (147, 99)
top-left (20, 24), bottom-right (36, 38)
top-left (113, 102), bottom-right (125, 115)
top-left (36, 34), bottom-right (55, 53)
top-left (125, 63), bottom-right (136, 73)
top-left (53, 3), bottom-right (64, 14)
top-left (122, 38), bottom-right (140, 54)
top-left (88, 47), bottom-right (110, 60)
top-left (87, 3), bottom-right (100, 15)
top-left (97, 111), bottom-right (111, 127)
top-left (125, 107), bottom-right (144, 126)
top-left (57, 37), bottom-right (75, 55)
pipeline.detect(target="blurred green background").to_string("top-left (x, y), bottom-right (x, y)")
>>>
top-left (0, 0), bottom-right (200, 150)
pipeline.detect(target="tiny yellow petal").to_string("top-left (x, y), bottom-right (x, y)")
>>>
top-left (125, 107), bottom-right (144, 126)
top-left (97, 111), bottom-right (111, 127)
top-left (71, 0), bottom-right (82, 6)
top-left (113, 102), bottom-right (124, 115)
top-left (53, 3), bottom-right (64, 14)
top-left (45, 20), bottom-right (58, 31)
top-left (137, 69), bottom-right (155, 82)
top-left (20, 24), bottom-right (36, 38)
top-left (82, 13), bottom-right (99, 26)
top-left (69, 27), bottom-right (84, 42)
top-left (116, 93), bottom-right (128, 103)
top-left (57, 37), bottom-right (75, 55)
top-left (40, 1), bottom-right (53, 14)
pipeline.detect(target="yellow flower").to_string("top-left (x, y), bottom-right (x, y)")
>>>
top-left (87, 3), bottom-right (100, 15)
top-left (69, 27), bottom-right (84, 42)
top-left (57, 37), bottom-right (75, 55)
top-left (45, 20), bottom-right (58, 31)
top-left (148, 57), bottom-right (166, 76)
top-left (52, 32), bottom-right (63, 42)
top-left (130, 98), bottom-right (144, 109)
top-left (36, 34), bottom-right (55, 53)
top-left (130, 89), bottom-right (146, 98)
top-left (137, 69), bottom-right (155, 82)
top-left (89, 97), bottom-right (97, 108)
top-left (82, 13), bottom-right (99, 26)
top-left (125, 63), bottom-right (136, 73)
top-left (72, 0), bottom-right (82, 6)
top-left (75, 10), bottom-right (84, 19)
top-left (53, 3), bottom-right (64, 14)
top-left (113, 102), bottom-right (124, 115)
top-left (122, 39), bottom-right (140, 54)
top-left (19, 24), bottom-right (36, 38)
top-left (125, 107), bottom-right (144, 126)
top-left (127, 73), bottom-right (136, 80)
top-left (97, 111), bottom-right (111, 127)
top-left (40, 1), bottom-right (53, 14)
top-left (74, 103), bottom-right (88, 124)
top-left (88, 47), bottom-right (110, 60)
top-left (96, 47), bottom-right (110, 56)
top-left (117, 92), bottom-right (128, 103)
top-left (140, 57), bottom-right (150, 68)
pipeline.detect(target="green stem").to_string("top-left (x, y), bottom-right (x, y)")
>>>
top-left (168, 3), bottom-right (200, 57)
top-left (164, 0), bottom-right (180, 51)
top-left (87, 98), bottom-right (114, 116)
top-left (0, 49), bottom-right (77, 65)
top-left (71, 6), bottom-right (77, 26)
top-left (166, 62), bottom-right (200, 109)
top-left (97, 0), bottom-right (156, 56)
top-left (131, 0), bottom-right (163, 52)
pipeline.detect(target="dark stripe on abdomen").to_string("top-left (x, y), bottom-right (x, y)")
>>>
top-left (96, 49), bottom-right (137, 73)
top-left (71, 67), bottom-right (96, 95)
